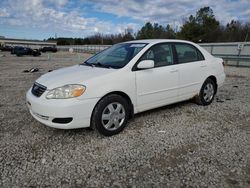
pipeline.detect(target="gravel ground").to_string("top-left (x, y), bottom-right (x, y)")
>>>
top-left (0, 51), bottom-right (249, 188)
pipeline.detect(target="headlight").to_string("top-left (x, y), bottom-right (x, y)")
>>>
top-left (46, 84), bottom-right (86, 99)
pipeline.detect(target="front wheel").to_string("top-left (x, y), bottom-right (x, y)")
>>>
top-left (91, 94), bottom-right (130, 136)
top-left (195, 78), bottom-right (216, 105)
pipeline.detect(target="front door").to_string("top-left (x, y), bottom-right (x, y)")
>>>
top-left (135, 43), bottom-right (179, 112)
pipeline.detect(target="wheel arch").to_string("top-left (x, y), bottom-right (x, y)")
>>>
top-left (90, 91), bottom-right (134, 128)
top-left (206, 75), bottom-right (217, 94)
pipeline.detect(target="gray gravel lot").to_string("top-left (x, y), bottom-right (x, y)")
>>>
top-left (0, 51), bottom-right (249, 187)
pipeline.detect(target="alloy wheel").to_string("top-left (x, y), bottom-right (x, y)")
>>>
top-left (101, 102), bottom-right (126, 131)
top-left (203, 83), bottom-right (214, 102)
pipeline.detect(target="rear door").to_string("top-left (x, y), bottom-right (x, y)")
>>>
top-left (174, 43), bottom-right (207, 100)
top-left (135, 43), bottom-right (179, 112)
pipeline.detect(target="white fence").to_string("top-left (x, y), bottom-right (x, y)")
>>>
top-left (57, 45), bottom-right (110, 53)
top-left (200, 42), bottom-right (250, 67)
top-left (58, 42), bottom-right (250, 67)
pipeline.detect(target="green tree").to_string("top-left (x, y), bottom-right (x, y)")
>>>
top-left (136, 22), bottom-right (176, 39)
top-left (122, 32), bottom-right (134, 41)
top-left (136, 22), bottom-right (154, 39)
top-left (178, 7), bottom-right (220, 42)
top-left (165, 24), bottom-right (176, 39)
top-left (46, 6), bottom-right (250, 45)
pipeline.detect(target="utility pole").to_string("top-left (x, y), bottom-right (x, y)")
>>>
top-left (237, 29), bottom-right (249, 67)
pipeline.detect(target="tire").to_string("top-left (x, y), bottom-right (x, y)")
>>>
top-left (195, 78), bottom-right (216, 105)
top-left (91, 94), bottom-right (130, 136)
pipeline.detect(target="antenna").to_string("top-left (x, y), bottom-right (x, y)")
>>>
top-left (244, 29), bottom-right (249, 43)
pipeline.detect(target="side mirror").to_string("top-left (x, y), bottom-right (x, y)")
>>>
top-left (137, 60), bottom-right (154, 69)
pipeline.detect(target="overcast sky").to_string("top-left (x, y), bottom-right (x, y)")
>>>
top-left (0, 0), bottom-right (249, 40)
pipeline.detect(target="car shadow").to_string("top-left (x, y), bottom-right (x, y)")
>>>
top-left (47, 99), bottom-right (195, 137)
top-left (133, 99), bottom-right (194, 118)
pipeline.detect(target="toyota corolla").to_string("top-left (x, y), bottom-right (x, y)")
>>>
top-left (26, 39), bottom-right (225, 136)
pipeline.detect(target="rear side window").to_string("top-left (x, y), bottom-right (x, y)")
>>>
top-left (175, 43), bottom-right (204, 63)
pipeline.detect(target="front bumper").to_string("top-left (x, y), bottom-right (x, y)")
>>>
top-left (26, 88), bottom-right (99, 129)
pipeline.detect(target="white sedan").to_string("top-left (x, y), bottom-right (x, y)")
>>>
top-left (26, 39), bottom-right (225, 136)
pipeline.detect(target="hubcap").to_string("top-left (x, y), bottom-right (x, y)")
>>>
top-left (203, 83), bottom-right (214, 102)
top-left (101, 102), bottom-right (125, 131)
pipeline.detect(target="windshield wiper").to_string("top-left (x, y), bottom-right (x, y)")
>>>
top-left (81, 61), bottom-right (95, 67)
top-left (94, 62), bottom-right (113, 69)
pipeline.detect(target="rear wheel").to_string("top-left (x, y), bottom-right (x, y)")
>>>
top-left (195, 78), bottom-right (216, 105)
top-left (91, 94), bottom-right (130, 136)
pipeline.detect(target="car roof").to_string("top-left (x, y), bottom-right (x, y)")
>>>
top-left (124, 39), bottom-right (195, 45)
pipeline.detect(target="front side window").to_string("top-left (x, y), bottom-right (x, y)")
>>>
top-left (83, 43), bottom-right (148, 69)
top-left (175, 43), bottom-right (204, 63)
top-left (140, 43), bottom-right (174, 67)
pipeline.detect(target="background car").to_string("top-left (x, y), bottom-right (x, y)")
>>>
top-left (12, 46), bottom-right (41, 56)
top-left (0, 45), bottom-right (13, 52)
top-left (32, 49), bottom-right (41, 56)
top-left (40, 46), bottom-right (57, 53)
top-left (11, 46), bottom-right (28, 55)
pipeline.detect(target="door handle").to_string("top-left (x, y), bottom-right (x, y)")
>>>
top-left (200, 64), bottom-right (207, 67)
top-left (170, 69), bottom-right (178, 73)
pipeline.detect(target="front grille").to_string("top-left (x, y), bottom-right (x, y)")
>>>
top-left (31, 82), bottom-right (47, 97)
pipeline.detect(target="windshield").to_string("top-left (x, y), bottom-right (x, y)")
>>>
top-left (82, 43), bottom-right (148, 69)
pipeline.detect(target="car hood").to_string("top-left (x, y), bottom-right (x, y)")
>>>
top-left (36, 65), bottom-right (116, 89)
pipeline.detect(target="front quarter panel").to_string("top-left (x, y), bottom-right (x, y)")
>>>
top-left (77, 68), bottom-right (137, 106)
